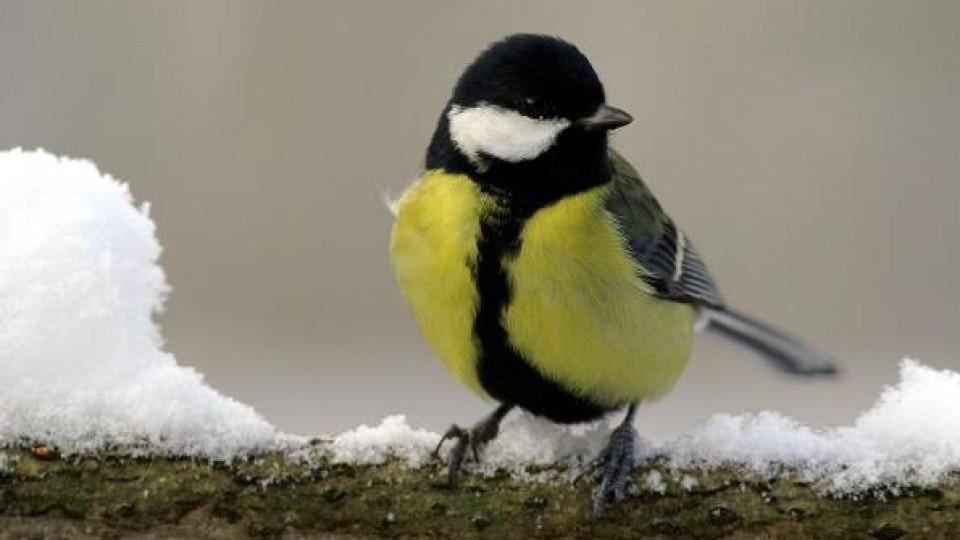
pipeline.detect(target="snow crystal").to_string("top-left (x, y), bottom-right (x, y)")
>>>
top-left (0, 149), bottom-right (299, 458)
top-left (324, 412), bottom-right (619, 475)
top-left (329, 415), bottom-right (437, 467)
top-left (311, 409), bottom-right (631, 481)
top-left (667, 359), bottom-right (960, 493)
top-left (483, 413), bottom-right (624, 474)
top-left (679, 475), bottom-right (699, 491)
top-left (644, 470), bottom-right (667, 494)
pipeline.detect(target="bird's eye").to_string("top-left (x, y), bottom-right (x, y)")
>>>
top-left (519, 97), bottom-right (553, 120)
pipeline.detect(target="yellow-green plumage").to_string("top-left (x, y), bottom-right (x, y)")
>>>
top-left (391, 33), bottom-right (834, 511)
top-left (390, 169), bottom-right (695, 408)
top-left (390, 171), bottom-right (487, 396)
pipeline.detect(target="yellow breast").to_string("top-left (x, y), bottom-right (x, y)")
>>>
top-left (390, 170), bottom-right (695, 406)
top-left (503, 187), bottom-right (695, 405)
top-left (389, 170), bottom-right (490, 396)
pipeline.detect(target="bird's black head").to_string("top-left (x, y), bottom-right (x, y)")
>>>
top-left (453, 33), bottom-right (607, 125)
top-left (426, 34), bottom-right (633, 206)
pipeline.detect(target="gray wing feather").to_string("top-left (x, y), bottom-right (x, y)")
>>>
top-left (604, 149), bottom-right (724, 307)
top-left (603, 149), bottom-right (837, 376)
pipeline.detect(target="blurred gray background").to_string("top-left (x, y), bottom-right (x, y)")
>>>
top-left (2, 1), bottom-right (958, 439)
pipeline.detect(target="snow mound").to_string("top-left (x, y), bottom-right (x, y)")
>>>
top-left (0, 149), bottom-right (298, 458)
top-left (321, 359), bottom-right (960, 492)
top-left (668, 359), bottom-right (960, 492)
top-left (329, 415), bottom-right (438, 467)
top-left (325, 413), bottom-right (619, 475)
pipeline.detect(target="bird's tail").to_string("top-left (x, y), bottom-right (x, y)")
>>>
top-left (700, 306), bottom-right (838, 376)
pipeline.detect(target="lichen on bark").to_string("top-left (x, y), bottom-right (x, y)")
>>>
top-left (0, 444), bottom-right (957, 539)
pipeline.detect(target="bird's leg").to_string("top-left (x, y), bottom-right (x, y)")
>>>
top-left (588, 403), bottom-right (641, 515)
top-left (434, 403), bottom-right (513, 484)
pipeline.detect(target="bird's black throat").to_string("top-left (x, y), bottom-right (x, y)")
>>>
top-left (471, 204), bottom-right (617, 424)
top-left (426, 115), bottom-right (620, 424)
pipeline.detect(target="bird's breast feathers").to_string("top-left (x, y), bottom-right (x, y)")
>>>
top-left (390, 170), bottom-right (695, 404)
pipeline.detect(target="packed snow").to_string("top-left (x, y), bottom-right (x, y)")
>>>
top-left (666, 359), bottom-right (960, 492)
top-left (0, 149), bottom-right (298, 458)
top-left (323, 412), bottom-right (615, 475)
top-left (327, 414), bottom-right (439, 468)
top-left (326, 360), bottom-right (960, 493)
top-left (643, 469), bottom-right (667, 494)
top-left (1, 148), bottom-right (959, 494)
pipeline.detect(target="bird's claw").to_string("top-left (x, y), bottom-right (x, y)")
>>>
top-left (573, 446), bottom-right (609, 485)
top-left (434, 418), bottom-right (504, 483)
top-left (585, 423), bottom-right (639, 516)
top-left (433, 424), bottom-right (475, 484)
top-left (434, 406), bottom-right (512, 485)
top-left (433, 425), bottom-right (467, 460)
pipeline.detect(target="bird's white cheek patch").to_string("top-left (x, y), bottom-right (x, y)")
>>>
top-left (447, 104), bottom-right (570, 164)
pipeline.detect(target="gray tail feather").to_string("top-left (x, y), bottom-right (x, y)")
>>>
top-left (702, 307), bottom-right (838, 376)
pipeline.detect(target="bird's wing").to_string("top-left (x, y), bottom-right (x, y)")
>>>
top-left (604, 149), bottom-right (725, 307)
top-left (604, 150), bottom-right (837, 375)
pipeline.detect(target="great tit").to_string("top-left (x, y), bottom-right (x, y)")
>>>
top-left (390, 33), bottom-right (836, 513)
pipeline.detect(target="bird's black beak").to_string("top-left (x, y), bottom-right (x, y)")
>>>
top-left (575, 104), bottom-right (633, 131)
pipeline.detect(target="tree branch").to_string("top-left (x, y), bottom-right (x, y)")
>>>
top-left (1, 446), bottom-right (956, 538)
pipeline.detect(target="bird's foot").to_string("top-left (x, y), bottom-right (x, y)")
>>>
top-left (433, 424), bottom-right (473, 483)
top-left (584, 422), bottom-right (639, 516)
top-left (433, 407), bottom-right (509, 484)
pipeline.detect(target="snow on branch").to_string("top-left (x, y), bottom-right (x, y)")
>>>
top-left (0, 149), bottom-right (958, 537)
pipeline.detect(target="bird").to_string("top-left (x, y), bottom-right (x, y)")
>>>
top-left (389, 33), bottom-right (836, 514)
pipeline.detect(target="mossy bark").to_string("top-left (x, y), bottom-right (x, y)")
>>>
top-left (0, 445), bottom-right (957, 539)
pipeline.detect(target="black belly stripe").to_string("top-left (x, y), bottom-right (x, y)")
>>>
top-left (472, 202), bottom-right (618, 424)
